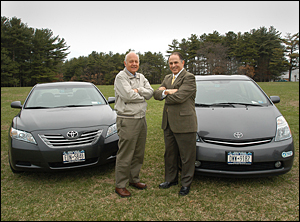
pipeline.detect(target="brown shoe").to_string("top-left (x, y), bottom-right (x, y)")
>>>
top-left (129, 182), bottom-right (147, 190)
top-left (115, 187), bottom-right (131, 198)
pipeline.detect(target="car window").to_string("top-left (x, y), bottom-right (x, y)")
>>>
top-left (195, 80), bottom-right (269, 105)
top-left (25, 85), bottom-right (107, 108)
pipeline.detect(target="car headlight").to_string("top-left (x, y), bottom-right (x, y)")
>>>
top-left (275, 116), bottom-right (292, 141)
top-left (106, 123), bottom-right (117, 138)
top-left (10, 127), bottom-right (37, 144)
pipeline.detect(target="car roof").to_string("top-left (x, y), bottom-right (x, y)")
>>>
top-left (195, 75), bottom-right (251, 81)
top-left (34, 81), bottom-right (94, 88)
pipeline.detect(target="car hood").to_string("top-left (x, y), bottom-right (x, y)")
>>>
top-left (15, 105), bottom-right (117, 131)
top-left (196, 106), bottom-right (281, 140)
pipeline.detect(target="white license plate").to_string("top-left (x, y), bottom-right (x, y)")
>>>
top-left (63, 150), bottom-right (85, 163)
top-left (227, 151), bottom-right (252, 165)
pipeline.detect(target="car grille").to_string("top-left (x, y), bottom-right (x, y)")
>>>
top-left (198, 161), bottom-right (280, 171)
top-left (201, 137), bottom-right (272, 147)
top-left (39, 130), bottom-right (103, 148)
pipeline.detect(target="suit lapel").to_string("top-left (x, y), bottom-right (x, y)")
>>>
top-left (166, 69), bottom-right (186, 88)
top-left (167, 74), bottom-right (173, 88)
top-left (173, 69), bottom-right (186, 86)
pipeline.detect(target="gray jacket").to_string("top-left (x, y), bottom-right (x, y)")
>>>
top-left (114, 68), bottom-right (153, 118)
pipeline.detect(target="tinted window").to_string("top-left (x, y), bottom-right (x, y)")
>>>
top-left (195, 80), bottom-right (269, 105)
top-left (25, 85), bottom-right (106, 108)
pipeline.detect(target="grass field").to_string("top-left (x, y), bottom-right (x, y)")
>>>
top-left (1, 82), bottom-right (299, 221)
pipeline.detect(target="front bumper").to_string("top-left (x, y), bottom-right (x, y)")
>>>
top-left (8, 132), bottom-right (119, 172)
top-left (195, 137), bottom-right (294, 178)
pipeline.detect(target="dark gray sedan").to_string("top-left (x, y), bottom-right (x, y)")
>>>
top-left (8, 82), bottom-right (119, 172)
top-left (194, 75), bottom-right (294, 177)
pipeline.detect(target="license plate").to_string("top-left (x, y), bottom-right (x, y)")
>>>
top-left (227, 151), bottom-right (252, 165)
top-left (63, 150), bottom-right (85, 163)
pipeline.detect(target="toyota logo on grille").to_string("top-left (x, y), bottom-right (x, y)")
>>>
top-left (233, 132), bottom-right (243, 138)
top-left (67, 131), bottom-right (78, 138)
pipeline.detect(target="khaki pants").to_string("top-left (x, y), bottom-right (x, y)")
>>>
top-left (115, 117), bottom-right (147, 188)
top-left (163, 124), bottom-right (196, 187)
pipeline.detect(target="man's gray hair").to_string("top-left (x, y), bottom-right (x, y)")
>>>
top-left (124, 51), bottom-right (139, 64)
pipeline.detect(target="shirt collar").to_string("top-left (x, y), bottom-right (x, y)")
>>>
top-left (173, 68), bottom-right (184, 78)
top-left (125, 67), bottom-right (136, 77)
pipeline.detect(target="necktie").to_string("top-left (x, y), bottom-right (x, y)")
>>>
top-left (171, 75), bottom-right (175, 85)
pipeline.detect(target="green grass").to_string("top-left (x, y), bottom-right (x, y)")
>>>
top-left (1, 82), bottom-right (299, 221)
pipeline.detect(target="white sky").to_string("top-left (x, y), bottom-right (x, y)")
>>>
top-left (1, 1), bottom-right (299, 61)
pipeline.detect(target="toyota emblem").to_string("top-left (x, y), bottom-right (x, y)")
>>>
top-left (233, 132), bottom-right (243, 138)
top-left (67, 131), bottom-right (78, 138)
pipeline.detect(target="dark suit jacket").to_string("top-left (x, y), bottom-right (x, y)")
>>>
top-left (153, 69), bottom-right (197, 133)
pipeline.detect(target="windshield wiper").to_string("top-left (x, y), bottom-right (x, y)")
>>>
top-left (225, 102), bottom-right (263, 107)
top-left (55, 105), bottom-right (92, 108)
top-left (195, 103), bottom-right (235, 107)
top-left (26, 104), bottom-right (93, 109)
top-left (210, 103), bottom-right (235, 107)
top-left (25, 106), bottom-right (52, 109)
top-left (56, 104), bottom-right (93, 108)
top-left (210, 102), bottom-right (263, 107)
top-left (195, 102), bottom-right (263, 108)
top-left (195, 103), bottom-right (212, 107)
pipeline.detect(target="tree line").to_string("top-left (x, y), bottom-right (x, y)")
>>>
top-left (61, 50), bottom-right (168, 85)
top-left (168, 30), bottom-right (298, 82)
top-left (1, 16), bottom-right (299, 87)
top-left (1, 16), bottom-right (69, 87)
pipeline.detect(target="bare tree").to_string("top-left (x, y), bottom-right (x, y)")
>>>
top-left (197, 42), bottom-right (229, 75)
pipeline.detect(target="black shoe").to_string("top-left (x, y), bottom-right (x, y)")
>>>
top-left (179, 186), bottom-right (190, 196)
top-left (159, 181), bottom-right (178, 189)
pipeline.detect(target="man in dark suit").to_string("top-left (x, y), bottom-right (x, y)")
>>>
top-left (153, 52), bottom-right (197, 196)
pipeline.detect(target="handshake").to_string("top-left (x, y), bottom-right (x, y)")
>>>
top-left (159, 87), bottom-right (178, 95)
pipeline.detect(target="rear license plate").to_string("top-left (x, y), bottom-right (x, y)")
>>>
top-left (227, 151), bottom-right (252, 165)
top-left (63, 150), bottom-right (85, 164)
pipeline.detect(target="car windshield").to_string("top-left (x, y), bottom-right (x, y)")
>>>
top-left (195, 80), bottom-right (270, 106)
top-left (24, 85), bottom-right (107, 108)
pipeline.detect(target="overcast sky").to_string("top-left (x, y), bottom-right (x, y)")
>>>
top-left (1, 1), bottom-right (299, 61)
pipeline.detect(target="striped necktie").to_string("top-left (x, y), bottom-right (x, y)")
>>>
top-left (171, 75), bottom-right (175, 85)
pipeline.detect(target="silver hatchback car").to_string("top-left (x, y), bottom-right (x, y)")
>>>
top-left (194, 75), bottom-right (294, 177)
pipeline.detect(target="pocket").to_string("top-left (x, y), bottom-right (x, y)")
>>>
top-left (180, 110), bottom-right (192, 116)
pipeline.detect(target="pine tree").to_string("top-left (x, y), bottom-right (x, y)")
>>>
top-left (282, 33), bottom-right (299, 81)
top-left (1, 16), bottom-right (70, 86)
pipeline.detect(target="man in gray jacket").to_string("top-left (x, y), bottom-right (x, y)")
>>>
top-left (114, 51), bottom-right (153, 198)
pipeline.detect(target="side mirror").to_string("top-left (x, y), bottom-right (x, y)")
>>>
top-left (107, 97), bottom-right (115, 104)
top-left (270, 96), bottom-right (280, 104)
top-left (11, 101), bottom-right (23, 108)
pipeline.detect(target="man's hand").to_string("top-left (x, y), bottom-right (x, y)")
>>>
top-left (165, 89), bottom-right (178, 95)
top-left (133, 88), bottom-right (138, 93)
top-left (159, 87), bottom-right (166, 91)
